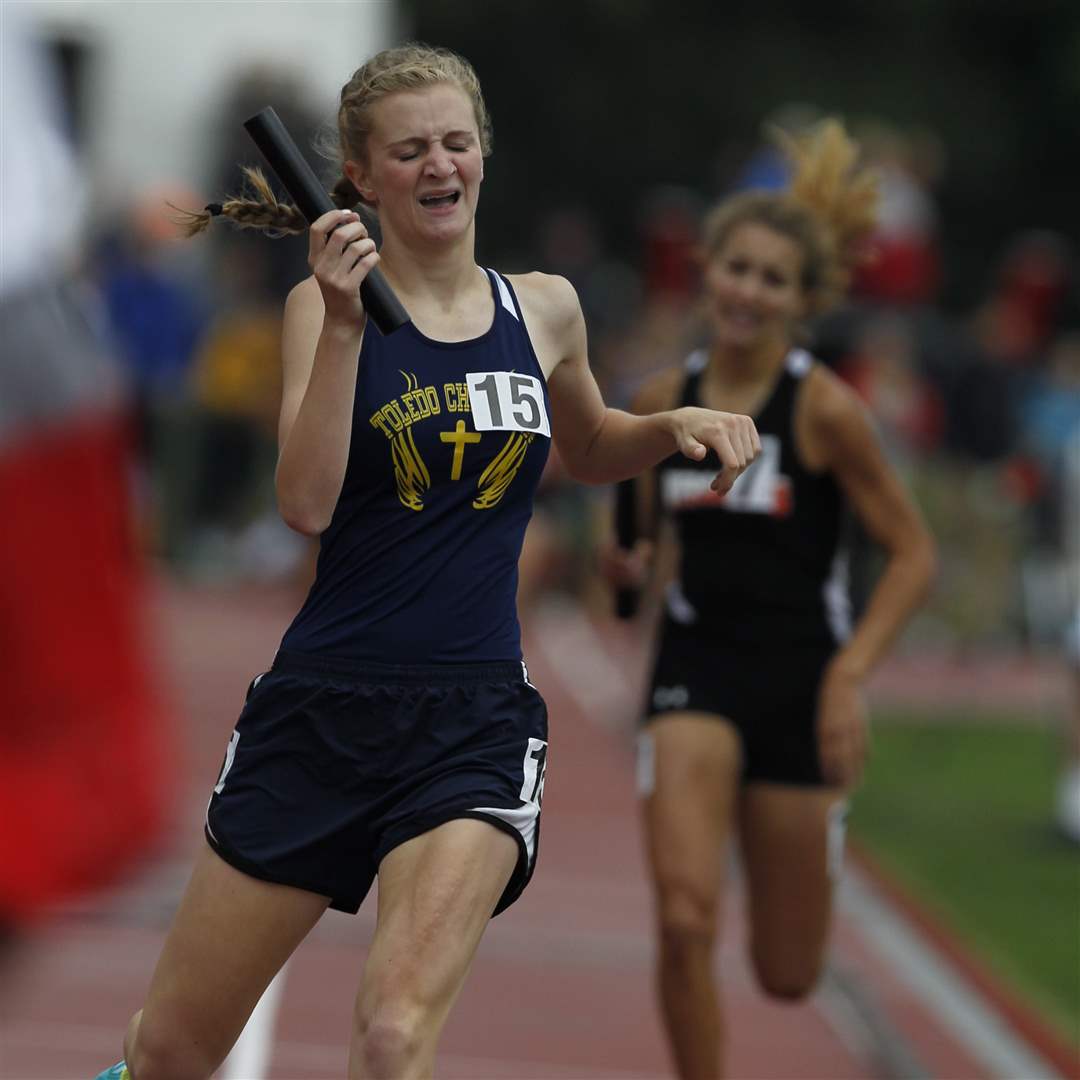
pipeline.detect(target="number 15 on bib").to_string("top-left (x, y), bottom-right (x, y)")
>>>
top-left (467, 372), bottom-right (551, 438)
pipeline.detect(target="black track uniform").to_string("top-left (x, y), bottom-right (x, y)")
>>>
top-left (644, 349), bottom-right (850, 786)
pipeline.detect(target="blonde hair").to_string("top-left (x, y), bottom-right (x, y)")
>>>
top-left (175, 42), bottom-right (490, 239)
top-left (702, 119), bottom-right (879, 314)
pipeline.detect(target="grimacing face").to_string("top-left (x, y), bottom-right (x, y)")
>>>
top-left (345, 83), bottom-right (484, 248)
top-left (704, 221), bottom-right (808, 351)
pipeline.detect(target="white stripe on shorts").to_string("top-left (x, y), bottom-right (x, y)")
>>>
top-left (470, 801), bottom-right (539, 867)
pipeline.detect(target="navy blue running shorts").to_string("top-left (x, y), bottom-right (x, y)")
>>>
top-left (205, 650), bottom-right (548, 916)
top-left (642, 619), bottom-right (834, 786)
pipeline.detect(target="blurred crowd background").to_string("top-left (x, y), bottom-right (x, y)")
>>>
top-left (3, 0), bottom-right (1078, 1044)
top-left (15, 0), bottom-right (1075, 653)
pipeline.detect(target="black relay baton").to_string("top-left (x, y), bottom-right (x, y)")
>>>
top-left (613, 478), bottom-right (640, 619)
top-left (243, 107), bottom-right (410, 336)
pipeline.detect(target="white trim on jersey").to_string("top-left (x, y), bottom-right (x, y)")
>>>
top-left (489, 270), bottom-right (519, 321)
top-left (786, 348), bottom-right (814, 378)
top-left (665, 579), bottom-right (699, 625)
top-left (823, 548), bottom-right (853, 642)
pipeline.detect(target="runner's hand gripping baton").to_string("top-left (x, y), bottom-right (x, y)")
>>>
top-left (243, 106), bottom-right (410, 336)
top-left (614, 478), bottom-right (640, 619)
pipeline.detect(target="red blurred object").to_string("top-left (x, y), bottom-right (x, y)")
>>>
top-left (853, 235), bottom-right (941, 306)
top-left (641, 189), bottom-right (702, 303)
top-left (973, 231), bottom-right (1073, 365)
top-left (840, 316), bottom-right (945, 456)
top-left (0, 412), bottom-right (172, 923)
top-left (1000, 455), bottom-right (1045, 506)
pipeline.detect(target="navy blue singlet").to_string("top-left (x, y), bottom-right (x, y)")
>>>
top-left (280, 269), bottom-right (550, 664)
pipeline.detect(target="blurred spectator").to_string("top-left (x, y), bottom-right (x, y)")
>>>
top-left (942, 347), bottom-right (1021, 465)
top-left (840, 312), bottom-right (945, 462)
top-left (185, 305), bottom-right (308, 582)
top-left (1019, 333), bottom-right (1080, 547)
top-left (98, 191), bottom-right (209, 405)
top-left (0, 1), bottom-right (171, 966)
top-left (851, 122), bottom-right (944, 307)
top-left (941, 233), bottom-right (1073, 467)
top-left (638, 185), bottom-right (704, 306)
top-left (158, 64), bottom-right (325, 584)
top-left (971, 230), bottom-right (1073, 368)
top-left (1059, 429), bottom-right (1080, 844)
top-left (727, 102), bottom-right (822, 194)
top-left (94, 192), bottom-right (210, 558)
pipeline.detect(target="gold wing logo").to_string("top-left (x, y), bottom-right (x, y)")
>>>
top-left (392, 371), bottom-right (431, 511)
top-left (474, 432), bottom-right (534, 510)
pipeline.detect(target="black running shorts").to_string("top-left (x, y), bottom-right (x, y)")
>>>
top-left (205, 651), bottom-right (548, 916)
top-left (643, 619), bottom-right (833, 786)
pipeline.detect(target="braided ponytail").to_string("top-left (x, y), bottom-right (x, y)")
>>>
top-left (171, 165), bottom-right (320, 238)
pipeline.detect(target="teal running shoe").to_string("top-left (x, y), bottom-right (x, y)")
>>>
top-left (93, 1063), bottom-right (130, 1080)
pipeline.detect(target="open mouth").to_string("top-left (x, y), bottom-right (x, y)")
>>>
top-left (419, 192), bottom-right (461, 209)
top-left (723, 309), bottom-right (759, 328)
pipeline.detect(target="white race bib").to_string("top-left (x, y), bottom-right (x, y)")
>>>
top-left (466, 372), bottom-right (550, 437)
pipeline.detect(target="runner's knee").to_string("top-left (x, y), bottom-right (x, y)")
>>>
top-left (656, 883), bottom-right (717, 959)
top-left (750, 946), bottom-right (822, 1001)
top-left (354, 998), bottom-right (427, 1076)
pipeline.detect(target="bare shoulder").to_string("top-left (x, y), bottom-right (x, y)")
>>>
top-left (506, 271), bottom-right (582, 334)
top-left (804, 362), bottom-right (868, 433)
top-left (630, 366), bottom-right (684, 416)
top-left (284, 274), bottom-right (324, 323)
top-left (799, 362), bottom-right (883, 474)
top-left (504, 272), bottom-right (585, 378)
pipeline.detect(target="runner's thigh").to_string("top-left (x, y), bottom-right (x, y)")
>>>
top-left (641, 714), bottom-right (743, 918)
top-left (359, 818), bottom-right (518, 1019)
top-left (737, 784), bottom-right (845, 992)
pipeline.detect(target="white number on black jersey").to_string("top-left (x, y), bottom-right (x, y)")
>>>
top-left (661, 435), bottom-right (791, 517)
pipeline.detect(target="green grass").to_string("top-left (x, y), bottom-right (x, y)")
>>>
top-left (850, 711), bottom-right (1080, 1048)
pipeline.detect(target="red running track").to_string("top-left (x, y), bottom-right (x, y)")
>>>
top-left (2, 580), bottom-right (1070, 1079)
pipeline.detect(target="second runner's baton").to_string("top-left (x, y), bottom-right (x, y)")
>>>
top-left (614, 478), bottom-right (640, 619)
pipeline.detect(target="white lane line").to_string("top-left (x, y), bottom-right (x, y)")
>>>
top-left (818, 964), bottom-right (932, 1079)
top-left (221, 961), bottom-right (289, 1080)
top-left (840, 864), bottom-right (1064, 1080)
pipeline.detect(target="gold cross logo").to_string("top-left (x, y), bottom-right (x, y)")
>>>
top-left (440, 420), bottom-right (482, 480)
